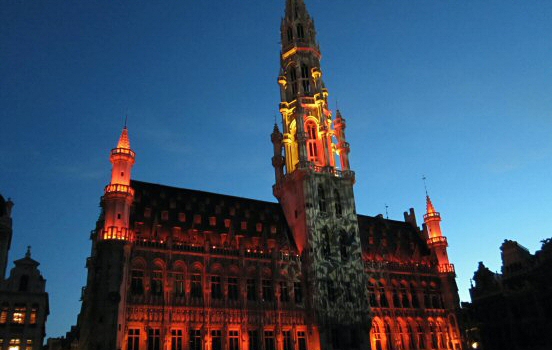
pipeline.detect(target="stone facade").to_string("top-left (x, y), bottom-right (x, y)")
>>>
top-left (68, 1), bottom-right (464, 350)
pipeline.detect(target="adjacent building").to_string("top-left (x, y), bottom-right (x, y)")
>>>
top-left (468, 238), bottom-right (552, 350)
top-left (0, 195), bottom-right (49, 350)
top-left (70, 1), bottom-right (464, 349)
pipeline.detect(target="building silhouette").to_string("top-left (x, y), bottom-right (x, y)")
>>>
top-left (468, 238), bottom-right (552, 350)
top-left (67, 1), bottom-right (464, 349)
top-left (0, 195), bottom-right (49, 350)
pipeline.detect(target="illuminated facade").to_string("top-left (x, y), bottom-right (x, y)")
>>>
top-left (72, 1), bottom-right (463, 349)
top-left (0, 196), bottom-right (49, 350)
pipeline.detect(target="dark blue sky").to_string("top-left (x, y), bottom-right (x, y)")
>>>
top-left (2, 0), bottom-right (552, 339)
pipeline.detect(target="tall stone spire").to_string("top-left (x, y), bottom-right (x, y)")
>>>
top-left (275, 0), bottom-right (352, 176)
top-left (424, 195), bottom-right (453, 273)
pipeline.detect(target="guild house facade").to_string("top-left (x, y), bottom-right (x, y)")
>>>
top-left (70, 1), bottom-right (464, 349)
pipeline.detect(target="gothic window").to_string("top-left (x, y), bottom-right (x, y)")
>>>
top-left (151, 270), bottom-right (163, 295)
top-left (424, 291), bottom-right (431, 308)
top-left (131, 270), bottom-right (144, 295)
top-left (297, 23), bottom-right (304, 39)
top-left (229, 331), bottom-right (240, 350)
top-left (392, 288), bottom-right (401, 308)
top-left (211, 275), bottom-right (222, 300)
top-left (371, 321), bottom-right (383, 350)
top-left (294, 282), bottom-right (303, 303)
top-left (407, 324), bottom-right (415, 350)
top-left (191, 274), bottom-right (203, 299)
top-left (211, 330), bottom-right (222, 350)
top-left (411, 283), bottom-right (420, 308)
top-left (248, 330), bottom-right (260, 350)
top-left (379, 284), bottom-right (389, 307)
top-left (289, 67), bottom-right (298, 95)
top-left (283, 330), bottom-right (292, 350)
top-left (147, 329), bottom-right (161, 350)
top-left (264, 331), bottom-right (276, 350)
top-left (318, 185), bottom-right (327, 212)
top-left (228, 277), bottom-right (239, 301)
top-left (128, 329), bottom-right (140, 350)
top-left (174, 273), bottom-right (185, 297)
top-left (18, 275), bottom-right (29, 292)
top-left (189, 329), bottom-right (202, 350)
top-left (339, 230), bottom-right (349, 261)
top-left (247, 279), bottom-right (257, 301)
top-left (306, 121), bottom-right (319, 162)
top-left (280, 281), bottom-right (290, 302)
top-left (321, 227), bottom-right (331, 259)
top-left (416, 323), bottom-right (426, 349)
top-left (297, 331), bottom-right (307, 350)
top-left (287, 27), bottom-right (293, 42)
top-left (301, 64), bottom-right (310, 93)
top-left (384, 322), bottom-right (392, 350)
top-left (401, 284), bottom-right (411, 308)
top-left (262, 279), bottom-right (273, 302)
top-left (429, 321), bottom-right (438, 349)
top-left (171, 330), bottom-right (183, 350)
top-left (334, 189), bottom-right (342, 217)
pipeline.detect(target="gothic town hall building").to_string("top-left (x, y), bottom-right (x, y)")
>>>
top-left (72, 1), bottom-right (463, 349)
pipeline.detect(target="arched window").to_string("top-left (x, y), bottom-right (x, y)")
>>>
top-left (401, 283), bottom-right (411, 308)
top-left (417, 322), bottom-right (426, 349)
top-left (211, 275), bottom-right (222, 300)
top-left (411, 283), bottom-right (420, 308)
top-left (384, 321), bottom-right (392, 350)
top-left (306, 121), bottom-right (318, 163)
top-left (297, 24), bottom-right (304, 39)
top-left (318, 184), bottom-right (326, 212)
top-left (131, 268), bottom-right (144, 295)
top-left (392, 288), bottom-right (401, 308)
top-left (379, 283), bottom-right (389, 308)
top-left (151, 265), bottom-right (163, 296)
top-left (407, 323), bottom-right (415, 350)
top-left (429, 321), bottom-right (438, 349)
top-left (334, 189), bottom-right (342, 217)
top-left (287, 27), bottom-right (293, 42)
top-left (371, 320), bottom-right (383, 350)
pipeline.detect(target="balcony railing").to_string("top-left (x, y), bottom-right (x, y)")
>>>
top-left (424, 211), bottom-right (441, 220)
top-left (111, 147), bottom-right (135, 158)
top-left (104, 183), bottom-right (135, 196)
top-left (427, 236), bottom-right (448, 246)
top-left (438, 263), bottom-right (455, 274)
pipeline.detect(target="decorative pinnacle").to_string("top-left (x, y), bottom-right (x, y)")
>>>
top-left (26, 245), bottom-right (31, 258)
top-left (422, 175), bottom-right (428, 196)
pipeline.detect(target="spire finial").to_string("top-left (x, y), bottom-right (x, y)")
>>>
top-left (26, 246), bottom-right (31, 258)
top-left (385, 203), bottom-right (389, 219)
top-left (124, 114), bottom-right (128, 128)
top-left (422, 175), bottom-right (429, 197)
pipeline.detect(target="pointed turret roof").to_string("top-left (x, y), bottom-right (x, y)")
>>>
top-left (426, 195), bottom-right (436, 215)
top-left (117, 126), bottom-right (131, 149)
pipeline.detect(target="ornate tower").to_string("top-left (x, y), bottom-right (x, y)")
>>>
top-left (78, 126), bottom-right (135, 350)
top-left (424, 195), bottom-right (463, 348)
top-left (272, 1), bottom-right (371, 348)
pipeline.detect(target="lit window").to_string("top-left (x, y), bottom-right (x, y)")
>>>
top-left (30, 307), bottom-right (37, 324)
top-left (209, 216), bottom-right (216, 226)
top-left (0, 305), bottom-right (8, 324)
top-left (12, 307), bottom-right (26, 324)
top-left (25, 340), bottom-right (32, 350)
top-left (8, 339), bottom-right (21, 350)
top-left (178, 213), bottom-right (186, 222)
top-left (306, 122), bottom-right (318, 162)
